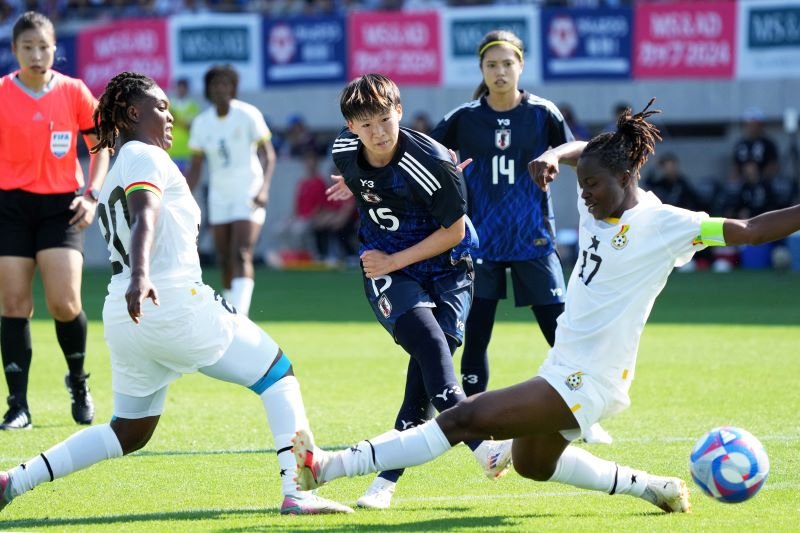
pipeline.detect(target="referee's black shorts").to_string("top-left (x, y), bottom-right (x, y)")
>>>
top-left (0, 189), bottom-right (83, 258)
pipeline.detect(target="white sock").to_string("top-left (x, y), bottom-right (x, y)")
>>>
top-left (260, 375), bottom-right (309, 496)
top-left (549, 445), bottom-right (648, 497)
top-left (8, 424), bottom-right (123, 499)
top-left (334, 420), bottom-right (452, 479)
top-left (229, 277), bottom-right (255, 316)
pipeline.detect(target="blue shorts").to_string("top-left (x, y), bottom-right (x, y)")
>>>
top-left (363, 263), bottom-right (473, 346)
top-left (473, 254), bottom-right (566, 307)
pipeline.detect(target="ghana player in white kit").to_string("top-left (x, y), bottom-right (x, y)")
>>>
top-left (293, 100), bottom-right (800, 513)
top-left (0, 72), bottom-right (351, 516)
top-left (187, 65), bottom-right (276, 316)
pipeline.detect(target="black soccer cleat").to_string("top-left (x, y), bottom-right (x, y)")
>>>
top-left (65, 373), bottom-right (95, 425)
top-left (0, 404), bottom-right (31, 430)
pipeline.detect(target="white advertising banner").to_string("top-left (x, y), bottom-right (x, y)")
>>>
top-left (441, 6), bottom-right (541, 88)
top-left (169, 13), bottom-right (263, 92)
top-left (737, 0), bottom-right (800, 79)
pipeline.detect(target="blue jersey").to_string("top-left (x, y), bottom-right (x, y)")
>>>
top-left (431, 92), bottom-right (573, 261)
top-left (332, 126), bottom-right (478, 281)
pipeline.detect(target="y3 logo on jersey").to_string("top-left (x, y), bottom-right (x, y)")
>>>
top-left (360, 179), bottom-right (375, 188)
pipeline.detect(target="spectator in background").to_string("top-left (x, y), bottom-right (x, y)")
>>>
top-left (642, 153), bottom-right (703, 211)
top-left (558, 103), bottom-right (591, 141)
top-left (186, 65), bottom-right (276, 317)
top-left (410, 111), bottom-right (433, 136)
top-left (732, 107), bottom-right (780, 182)
top-left (281, 152), bottom-right (357, 265)
top-left (166, 78), bottom-right (199, 173)
top-left (282, 113), bottom-right (318, 159)
top-left (601, 101), bottom-right (630, 134)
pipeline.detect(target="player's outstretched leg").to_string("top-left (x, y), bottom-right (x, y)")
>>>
top-left (199, 321), bottom-right (353, 515)
top-left (293, 420), bottom-right (502, 491)
top-left (0, 423), bottom-right (125, 512)
top-left (541, 445), bottom-right (690, 513)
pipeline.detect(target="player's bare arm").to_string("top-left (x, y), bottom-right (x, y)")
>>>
top-left (325, 174), bottom-right (354, 202)
top-left (723, 204), bottom-right (800, 246)
top-left (529, 141), bottom-right (587, 192)
top-left (69, 133), bottom-right (111, 228)
top-left (125, 190), bottom-right (161, 323)
top-left (253, 138), bottom-right (276, 208)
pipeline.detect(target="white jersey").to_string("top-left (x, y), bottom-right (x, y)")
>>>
top-left (98, 141), bottom-right (203, 297)
top-left (188, 99), bottom-right (270, 202)
top-left (547, 187), bottom-right (709, 391)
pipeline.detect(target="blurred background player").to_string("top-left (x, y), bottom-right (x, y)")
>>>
top-left (186, 64), bottom-right (276, 316)
top-left (0, 71), bottom-right (353, 516)
top-left (166, 77), bottom-right (199, 173)
top-left (0, 11), bottom-right (110, 430)
top-left (326, 73), bottom-right (512, 508)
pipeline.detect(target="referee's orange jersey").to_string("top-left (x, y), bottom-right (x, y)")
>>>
top-left (0, 71), bottom-right (97, 194)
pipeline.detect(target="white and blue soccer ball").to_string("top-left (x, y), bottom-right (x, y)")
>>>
top-left (689, 426), bottom-right (769, 503)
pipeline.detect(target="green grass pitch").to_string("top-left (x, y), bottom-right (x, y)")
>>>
top-left (0, 268), bottom-right (798, 531)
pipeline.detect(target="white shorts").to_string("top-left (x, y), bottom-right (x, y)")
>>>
top-left (537, 357), bottom-right (631, 441)
top-left (103, 283), bottom-right (240, 397)
top-left (111, 316), bottom-right (282, 418)
top-left (208, 193), bottom-right (266, 226)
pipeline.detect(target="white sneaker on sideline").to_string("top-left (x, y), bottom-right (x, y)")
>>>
top-left (639, 476), bottom-right (691, 513)
top-left (280, 491), bottom-right (354, 515)
top-left (473, 439), bottom-right (513, 480)
top-left (581, 423), bottom-right (613, 445)
top-left (292, 429), bottom-right (331, 491)
top-left (356, 477), bottom-right (397, 509)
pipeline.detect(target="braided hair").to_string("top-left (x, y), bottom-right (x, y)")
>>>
top-left (582, 98), bottom-right (662, 179)
top-left (91, 72), bottom-right (156, 155)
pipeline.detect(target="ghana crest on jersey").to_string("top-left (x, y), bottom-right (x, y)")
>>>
top-left (431, 92), bottom-right (573, 261)
top-left (331, 126), bottom-right (478, 281)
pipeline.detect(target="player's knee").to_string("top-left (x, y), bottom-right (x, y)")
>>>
top-left (234, 245), bottom-right (253, 264)
top-left (47, 302), bottom-right (81, 322)
top-left (512, 454), bottom-right (556, 482)
top-left (443, 397), bottom-right (481, 433)
top-left (111, 418), bottom-right (158, 455)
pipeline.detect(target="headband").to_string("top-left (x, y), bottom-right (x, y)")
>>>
top-left (479, 40), bottom-right (524, 60)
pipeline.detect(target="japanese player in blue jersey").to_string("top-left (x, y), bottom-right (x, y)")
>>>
top-left (326, 74), bottom-right (512, 509)
top-left (430, 31), bottom-right (611, 448)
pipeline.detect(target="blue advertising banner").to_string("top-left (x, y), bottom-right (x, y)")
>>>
top-left (0, 34), bottom-right (76, 77)
top-left (263, 16), bottom-right (346, 86)
top-left (541, 7), bottom-right (632, 80)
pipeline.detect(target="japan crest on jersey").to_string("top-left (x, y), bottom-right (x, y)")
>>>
top-left (378, 294), bottom-right (392, 318)
top-left (495, 129), bottom-right (511, 150)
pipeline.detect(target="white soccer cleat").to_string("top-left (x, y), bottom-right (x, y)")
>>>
top-left (640, 476), bottom-right (692, 513)
top-left (280, 491), bottom-right (354, 515)
top-left (356, 477), bottom-right (397, 509)
top-left (473, 439), bottom-right (513, 480)
top-left (581, 423), bottom-right (613, 445)
top-left (292, 429), bottom-right (330, 491)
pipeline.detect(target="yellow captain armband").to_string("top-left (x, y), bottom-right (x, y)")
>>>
top-left (698, 217), bottom-right (726, 246)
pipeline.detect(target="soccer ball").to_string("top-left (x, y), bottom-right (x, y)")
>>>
top-left (689, 426), bottom-right (769, 503)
